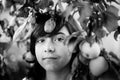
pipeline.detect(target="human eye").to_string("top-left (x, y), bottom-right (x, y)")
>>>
top-left (36, 38), bottom-right (45, 44)
top-left (54, 35), bottom-right (65, 43)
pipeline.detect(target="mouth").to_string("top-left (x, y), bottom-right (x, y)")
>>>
top-left (42, 57), bottom-right (58, 60)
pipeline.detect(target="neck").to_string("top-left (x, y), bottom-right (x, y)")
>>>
top-left (45, 65), bottom-right (71, 80)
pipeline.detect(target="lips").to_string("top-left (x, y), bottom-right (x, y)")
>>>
top-left (42, 57), bottom-right (58, 60)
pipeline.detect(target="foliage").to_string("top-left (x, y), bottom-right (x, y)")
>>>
top-left (0, 0), bottom-right (120, 80)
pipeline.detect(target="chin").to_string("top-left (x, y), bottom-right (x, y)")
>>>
top-left (44, 65), bottom-right (61, 71)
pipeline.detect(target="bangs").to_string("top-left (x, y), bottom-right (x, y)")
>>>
top-left (30, 12), bottom-right (79, 56)
top-left (32, 12), bottom-right (65, 39)
top-left (31, 12), bottom-right (79, 42)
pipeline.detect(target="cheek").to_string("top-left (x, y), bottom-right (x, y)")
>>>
top-left (35, 45), bottom-right (43, 63)
top-left (57, 46), bottom-right (72, 63)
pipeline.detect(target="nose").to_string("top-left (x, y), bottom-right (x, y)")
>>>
top-left (45, 47), bottom-right (55, 53)
top-left (44, 39), bottom-right (55, 53)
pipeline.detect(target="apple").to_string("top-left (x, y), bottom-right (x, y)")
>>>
top-left (23, 51), bottom-right (35, 63)
top-left (79, 41), bottom-right (101, 59)
top-left (89, 56), bottom-right (109, 76)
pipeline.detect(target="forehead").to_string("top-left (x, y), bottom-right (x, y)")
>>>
top-left (37, 26), bottom-right (70, 38)
top-left (59, 26), bottom-right (70, 36)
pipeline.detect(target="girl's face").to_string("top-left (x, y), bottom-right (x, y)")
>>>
top-left (35, 27), bottom-right (72, 71)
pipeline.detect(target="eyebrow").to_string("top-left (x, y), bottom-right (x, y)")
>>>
top-left (56, 32), bottom-right (65, 35)
top-left (37, 32), bottom-right (65, 39)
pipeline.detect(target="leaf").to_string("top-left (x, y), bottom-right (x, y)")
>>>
top-left (0, 3), bottom-right (3, 12)
top-left (109, 52), bottom-right (120, 65)
top-left (116, 0), bottom-right (120, 4)
top-left (13, 12), bottom-right (34, 41)
top-left (103, 12), bottom-right (119, 32)
top-left (58, 0), bottom-right (64, 12)
top-left (61, 0), bottom-right (71, 3)
top-left (68, 15), bottom-right (81, 31)
top-left (78, 1), bottom-right (93, 30)
top-left (107, 0), bottom-right (120, 4)
top-left (101, 49), bottom-right (120, 80)
top-left (17, 7), bottom-right (30, 17)
top-left (62, 3), bottom-right (74, 21)
top-left (13, 0), bottom-right (26, 5)
top-left (34, 0), bottom-right (53, 9)
top-left (94, 28), bottom-right (107, 39)
top-left (103, 5), bottom-right (120, 32)
top-left (1, 0), bottom-right (13, 9)
top-left (12, 18), bottom-right (28, 42)
top-left (114, 27), bottom-right (120, 41)
top-left (106, 5), bottom-right (119, 18)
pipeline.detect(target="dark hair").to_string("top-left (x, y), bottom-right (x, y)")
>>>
top-left (30, 12), bottom-right (79, 56)
top-left (28, 12), bottom-right (82, 80)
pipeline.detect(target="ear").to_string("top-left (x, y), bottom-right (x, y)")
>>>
top-left (65, 31), bottom-right (84, 53)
